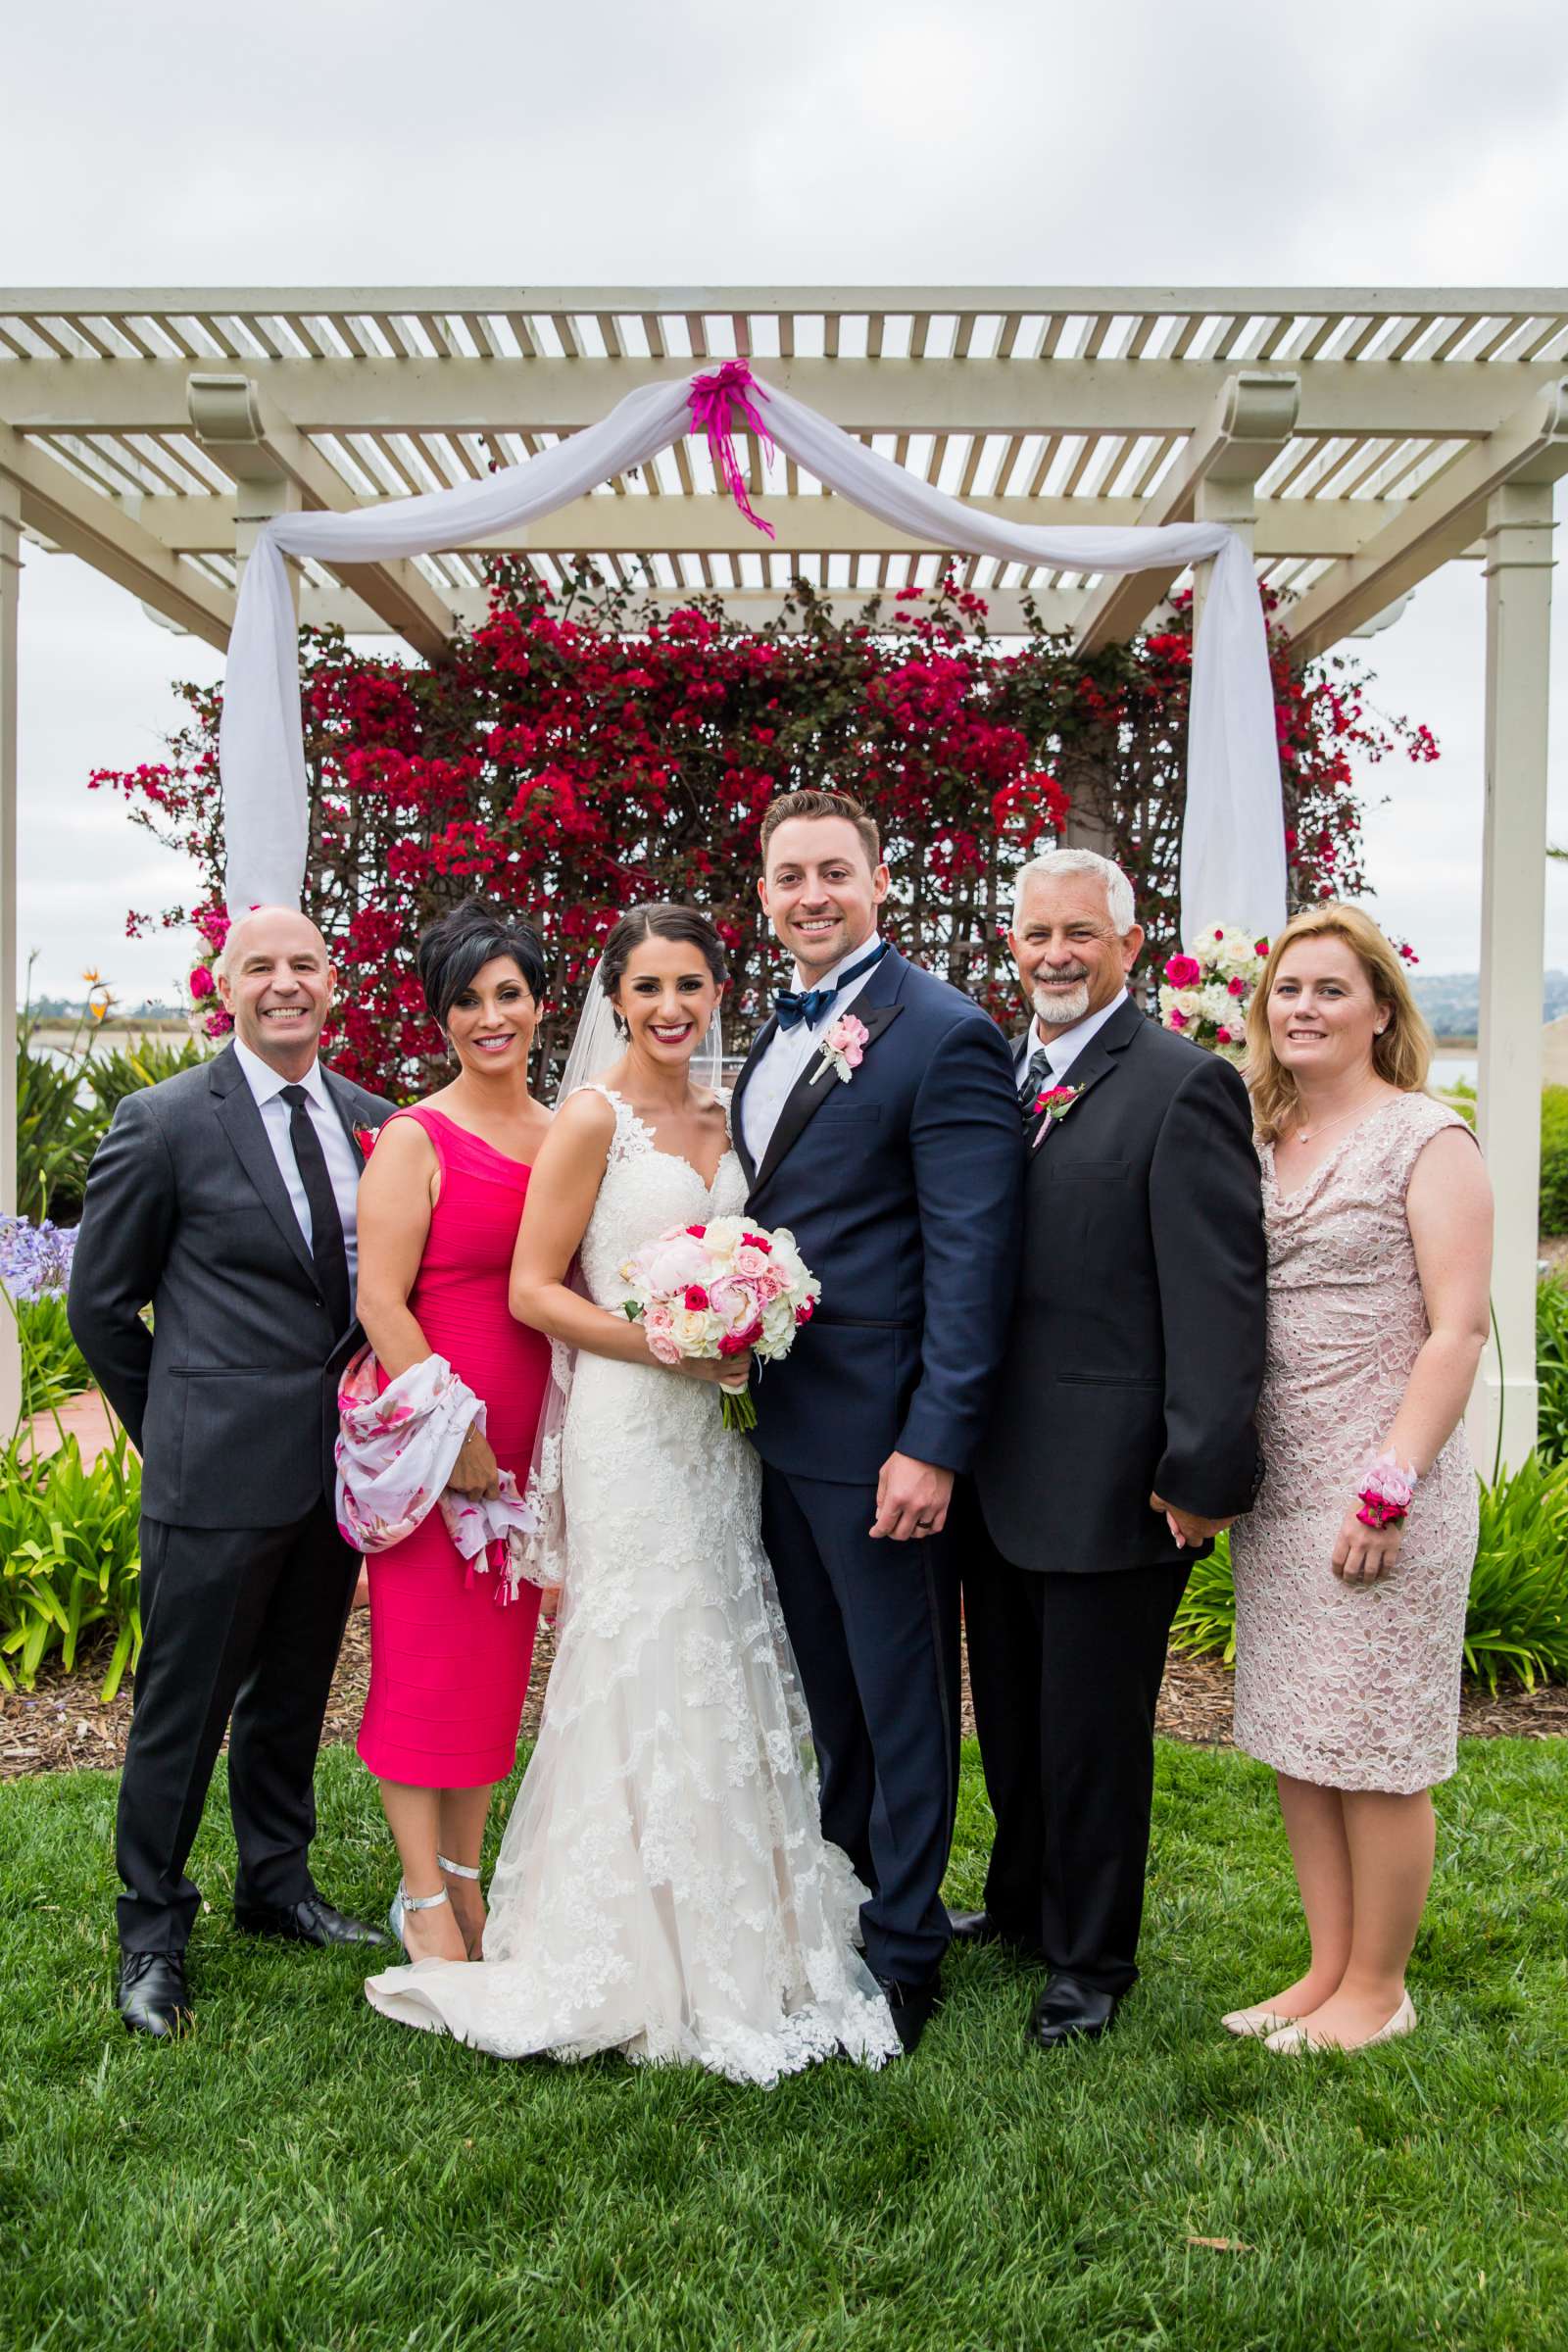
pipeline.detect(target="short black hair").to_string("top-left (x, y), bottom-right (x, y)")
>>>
top-left (416, 899), bottom-right (547, 1028)
top-left (599, 903), bottom-right (727, 1000)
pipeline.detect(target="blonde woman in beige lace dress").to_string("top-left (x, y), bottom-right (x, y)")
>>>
top-left (1226, 906), bottom-right (1492, 2053)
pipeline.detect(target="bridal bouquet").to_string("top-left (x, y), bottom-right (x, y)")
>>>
top-left (618, 1217), bottom-right (821, 1431)
top-left (1157, 921), bottom-right (1271, 1065)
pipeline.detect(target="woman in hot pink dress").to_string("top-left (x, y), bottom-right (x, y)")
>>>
top-left (354, 900), bottom-right (554, 1966)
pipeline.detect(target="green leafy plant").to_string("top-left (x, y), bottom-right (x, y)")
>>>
top-left (1465, 1451), bottom-right (1568, 1690)
top-left (1171, 1454), bottom-right (1568, 1691)
top-left (16, 1294), bottom-right (93, 1420)
top-left (1537, 1276), bottom-right (1568, 1469)
top-left (1541, 1084), bottom-right (1568, 1236)
top-left (80, 1033), bottom-right (206, 1122)
top-left (1168, 1534), bottom-right (1237, 1665)
top-left (16, 1020), bottom-right (99, 1225)
top-left (0, 1428), bottom-right (142, 1698)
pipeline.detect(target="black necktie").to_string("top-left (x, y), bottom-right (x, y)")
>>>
top-left (279, 1085), bottom-right (352, 1332)
top-left (1020, 1045), bottom-right (1054, 1120)
top-left (774, 940), bottom-right (889, 1031)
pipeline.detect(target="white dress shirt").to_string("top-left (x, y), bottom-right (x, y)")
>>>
top-left (742, 934), bottom-right (886, 1171)
top-left (1014, 988), bottom-right (1131, 1097)
top-left (232, 1035), bottom-right (364, 1282)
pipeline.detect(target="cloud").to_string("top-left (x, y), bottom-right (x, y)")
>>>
top-left (7, 0), bottom-right (1568, 992)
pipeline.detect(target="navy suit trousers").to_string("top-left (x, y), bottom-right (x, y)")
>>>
top-left (761, 1464), bottom-right (960, 1985)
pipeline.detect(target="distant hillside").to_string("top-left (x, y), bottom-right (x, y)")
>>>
top-left (1410, 972), bottom-right (1568, 1037)
top-left (26, 996), bottom-right (184, 1021)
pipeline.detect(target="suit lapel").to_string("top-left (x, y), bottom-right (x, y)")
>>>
top-left (752, 1004), bottom-right (906, 1198)
top-left (750, 949), bottom-right (910, 1199)
top-left (729, 1014), bottom-right (777, 1189)
top-left (1026, 995), bottom-right (1145, 1157)
top-left (209, 1044), bottom-right (318, 1286)
top-left (321, 1068), bottom-right (369, 1171)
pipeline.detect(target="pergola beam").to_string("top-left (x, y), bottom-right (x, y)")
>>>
top-left (1284, 377), bottom-right (1568, 660)
top-left (292, 581), bottom-right (1095, 640)
top-left (8, 282), bottom-right (1566, 322)
top-left (186, 373), bottom-right (457, 662)
top-left (122, 487), bottom-right (1415, 563)
top-left (0, 418), bottom-right (232, 647)
top-left (5, 357), bottom-right (1566, 442)
top-left (1074, 371), bottom-right (1299, 653)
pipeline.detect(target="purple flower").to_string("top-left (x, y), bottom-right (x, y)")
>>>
top-left (0, 1216), bottom-right (77, 1302)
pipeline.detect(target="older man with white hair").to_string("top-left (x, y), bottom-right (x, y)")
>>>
top-left (70, 906), bottom-right (395, 2038)
top-left (952, 850), bottom-right (1268, 2052)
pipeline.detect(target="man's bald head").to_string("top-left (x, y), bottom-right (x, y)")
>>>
top-left (219, 905), bottom-right (330, 982)
top-left (216, 905), bottom-right (337, 1077)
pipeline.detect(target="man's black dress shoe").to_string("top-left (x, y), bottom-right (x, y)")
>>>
top-left (1026, 1972), bottom-right (1120, 2052)
top-left (233, 1895), bottom-right (388, 1949)
top-left (947, 1907), bottom-right (1046, 1964)
top-left (118, 1950), bottom-right (194, 2038)
top-left (875, 1974), bottom-right (944, 2055)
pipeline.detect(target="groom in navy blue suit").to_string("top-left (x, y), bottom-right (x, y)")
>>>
top-left (733, 789), bottom-right (1022, 2050)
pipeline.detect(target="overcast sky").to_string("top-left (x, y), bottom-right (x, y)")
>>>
top-left (8, 0), bottom-right (1568, 1000)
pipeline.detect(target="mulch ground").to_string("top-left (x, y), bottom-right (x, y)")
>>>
top-left (4, 1607), bottom-right (1565, 1782)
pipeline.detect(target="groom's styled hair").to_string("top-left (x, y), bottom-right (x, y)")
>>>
top-left (760, 788), bottom-right (882, 875)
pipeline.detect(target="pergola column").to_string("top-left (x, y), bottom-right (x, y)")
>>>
top-left (1470, 480), bottom-right (1557, 1473)
top-left (0, 476), bottom-right (21, 1431)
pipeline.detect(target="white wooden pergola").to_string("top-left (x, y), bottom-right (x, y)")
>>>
top-left (1, 286), bottom-right (1563, 1463)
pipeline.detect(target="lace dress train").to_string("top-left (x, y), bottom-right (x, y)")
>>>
top-left (364, 1089), bottom-right (898, 2083)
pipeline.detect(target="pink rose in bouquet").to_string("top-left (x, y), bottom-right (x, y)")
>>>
top-left (617, 1215), bottom-right (821, 1429)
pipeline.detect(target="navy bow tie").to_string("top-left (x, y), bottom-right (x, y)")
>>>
top-left (774, 941), bottom-right (888, 1031)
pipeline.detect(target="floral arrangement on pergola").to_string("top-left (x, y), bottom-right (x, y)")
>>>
top-left (95, 566), bottom-right (1434, 1099)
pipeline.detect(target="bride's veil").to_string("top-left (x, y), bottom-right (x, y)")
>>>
top-left (518, 944), bottom-right (725, 1591)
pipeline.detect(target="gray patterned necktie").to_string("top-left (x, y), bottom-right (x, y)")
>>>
top-left (1020, 1046), bottom-right (1054, 1121)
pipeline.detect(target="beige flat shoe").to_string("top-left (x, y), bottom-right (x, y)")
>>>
top-left (1221, 2007), bottom-right (1295, 2039)
top-left (1264, 1992), bottom-right (1417, 2054)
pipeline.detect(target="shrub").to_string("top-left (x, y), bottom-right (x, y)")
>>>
top-left (16, 1023), bottom-right (99, 1225)
top-left (1171, 1453), bottom-right (1568, 1691)
top-left (0, 1219), bottom-right (91, 1423)
top-left (1466, 1452), bottom-right (1568, 1690)
top-left (16, 1295), bottom-right (93, 1421)
top-left (0, 1429), bottom-right (141, 1698)
top-left (1538, 1277), bottom-right (1568, 1468)
top-left (1168, 1535), bottom-right (1237, 1665)
top-left (93, 572), bottom-right (1438, 1100)
top-left (1541, 1085), bottom-right (1568, 1235)
top-left (80, 1034), bottom-right (207, 1123)
top-left (15, 1007), bottom-right (211, 1234)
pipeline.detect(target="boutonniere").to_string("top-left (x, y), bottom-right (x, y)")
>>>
top-left (1030, 1083), bottom-right (1084, 1149)
top-left (808, 1013), bottom-right (871, 1087)
top-left (354, 1125), bottom-right (380, 1160)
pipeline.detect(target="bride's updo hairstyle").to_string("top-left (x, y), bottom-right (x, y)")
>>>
top-left (1245, 902), bottom-right (1434, 1143)
top-left (599, 903), bottom-right (728, 1022)
top-left (416, 897), bottom-right (547, 1030)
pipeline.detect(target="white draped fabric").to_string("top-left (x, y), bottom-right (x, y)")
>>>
top-left (219, 371), bottom-right (1287, 942)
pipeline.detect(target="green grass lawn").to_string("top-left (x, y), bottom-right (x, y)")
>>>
top-left (2, 1739), bottom-right (1565, 2352)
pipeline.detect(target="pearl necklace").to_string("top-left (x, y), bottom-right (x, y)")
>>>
top-left (1294, 1092), bottom-right (1384, 1145)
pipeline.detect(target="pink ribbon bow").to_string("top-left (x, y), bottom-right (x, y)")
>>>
top-left (688, 361), bottom-right (775, 539)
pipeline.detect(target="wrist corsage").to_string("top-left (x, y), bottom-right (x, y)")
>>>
top-left (1355, 1450), bottom-right (1418, 1530)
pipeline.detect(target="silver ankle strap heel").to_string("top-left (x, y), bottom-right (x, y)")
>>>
top-left (436, 1854), bottom-right (481, 1882)
top-left (388, 1882), bottom-right (451, 1949)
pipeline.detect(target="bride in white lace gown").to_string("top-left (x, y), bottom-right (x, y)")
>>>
top-left (364, 907), bottom-right (899, 2083)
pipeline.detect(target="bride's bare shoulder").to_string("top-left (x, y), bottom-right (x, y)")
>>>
top-left (538, 1085), bottom-right (618, 1160)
